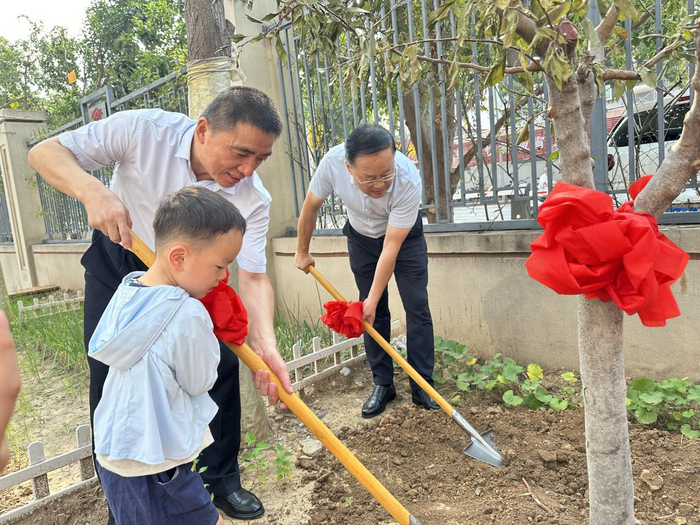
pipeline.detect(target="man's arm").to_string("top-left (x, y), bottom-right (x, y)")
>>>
top-left (237, 269), bottom-right (293, 408)
top-left (294, 191), bottom-right (326, 273)
top-left (0, 312), bottom-right (20, 472)
top-left (362, 225), bottom-right (412, 325)
top-left (28, 137), bottom-right (133, 248)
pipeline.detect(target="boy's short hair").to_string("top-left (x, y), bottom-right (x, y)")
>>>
top-left (153, 186), bottom-right (246, 249)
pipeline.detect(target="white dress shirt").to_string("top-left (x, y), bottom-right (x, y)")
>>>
top-left (309, 144), bottom-right (421, 239)
top-left (59, 108), bottom-right (271, 273)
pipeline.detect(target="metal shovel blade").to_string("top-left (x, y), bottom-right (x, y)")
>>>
top-left (463, 429), bottom-right (503, 468)
top-left (452, 409), bottom-right (503, 468)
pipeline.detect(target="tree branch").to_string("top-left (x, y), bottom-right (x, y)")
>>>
top-left (634, 28), bottom-right (700, 218)
top-left (641, 36), bottom-right (685, 71)
top-left (595, 5), bottom-right (619, 51)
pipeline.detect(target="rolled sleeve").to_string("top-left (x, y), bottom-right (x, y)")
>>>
top-left (237, 199), bottom-right (270, 273)
top-left (308, 157), bottom-right (335, 201)
top-left (388, 182), bottom-right (421, 229)
top-left (58, 111), bottom-right (140, 171)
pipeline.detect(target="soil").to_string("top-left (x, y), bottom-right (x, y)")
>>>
top-left (2, 361), bottom-right (699, 524)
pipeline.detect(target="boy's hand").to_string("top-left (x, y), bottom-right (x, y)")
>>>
top-left (252, 348), bottom-right (293, 409)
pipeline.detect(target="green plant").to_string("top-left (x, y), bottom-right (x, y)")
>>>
top-left (343, 497), bottom-right (353, 505)
top-left (626, 378), bottom-right (700, 438)
top-left (241, 432), bottom-right (271, 485)
top-left (273, 444), bottom-right (294, 483)
top-left (274, 300), bottom-right (333, 362)
top-left (432, 336), bottom-right (476, 387)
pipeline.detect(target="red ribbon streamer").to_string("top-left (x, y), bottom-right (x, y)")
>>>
top-left (526, 176), bottom-right (689, 327)
top-left (320, 300), bottom-right (364, 338)
top-left (199, 270), bottom-right (249, 345)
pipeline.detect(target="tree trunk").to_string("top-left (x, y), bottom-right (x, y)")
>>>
top-left (545, 73), bottom-right (634, 525)
top-left (402, 84), bottom-right (457, 223)
top-left (184, 0), bottom-right (272, 441)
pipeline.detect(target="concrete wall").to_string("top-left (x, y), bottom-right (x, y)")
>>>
top-left (272, 225), bottom-right (700, 381)
top-left (0, 245), bottom-right (22, 292)
top-left (32, 243), bottom-right (89, 292)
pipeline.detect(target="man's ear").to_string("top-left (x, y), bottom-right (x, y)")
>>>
top-left (195, 117), bottom-right (209, 145)
top-left (168, 244), bottom-right (188, 272)
top-left (345, 160), bottom-right (353, 175)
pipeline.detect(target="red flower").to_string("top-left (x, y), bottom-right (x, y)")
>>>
top-left (320, 301), bottom-right (364, 338)
top-left (199, 270), bottom-right (249, 345)
top-left (526, 176), bottom-right (689, 327)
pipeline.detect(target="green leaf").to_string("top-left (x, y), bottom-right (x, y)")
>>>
top-left (503, 390), bottom-right (523, 406)
top-left (244, 432), bottom-right (256, 446)
top-left (681, 424), bottom-right (700, 438)
top-left (535, 387), bottom-right (552, 404)
top-left (613, 0), bottom-right (639, 21)
top-left (631, 378), bottom-right (656, 394)
top-left (494, 0), bottom-right (511, 9)
top-left (485, 58), bottom-right (505, 87)
top-left (639, 68), bottom-right (657, 90)
top-left (516, 124), bottom-right (530, 146)
top-left (245, 14), bottom-right (263, 24)
top-left (639, 392), bottom-right (664, 405)
top-left (612, 80), bottom-right (626, 101)
top-left (688, 386), bottom-right (700, 403)
top-left (523, 393), bottom-right (545, 410)
top-left (634, 407), bottom-right (658, 425)
top-left (549, 398), bottom-right (568, 411)
top-left (581, 16), bottom-right (599, 47)
top-left (456, 380), bottom-right (470, 391)
top-left (527, 363), bottom-right (543, 382)
top-left (503, 364), bottom-right (524, 382)
top-left (451, 395), bottom-right (464, 408)
top-left (547, 150), bottom-right (560, 162)
top-left (560, 371), bottom-right (576, 382)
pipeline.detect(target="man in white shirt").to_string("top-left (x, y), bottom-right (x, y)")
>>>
top-left (28, 87), bottom-right (292, 522)
top-left (295, 125), bottom-right (438, 419)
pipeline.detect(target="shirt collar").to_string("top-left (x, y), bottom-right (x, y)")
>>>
top-left (176, 123), bottom-right (196, 162)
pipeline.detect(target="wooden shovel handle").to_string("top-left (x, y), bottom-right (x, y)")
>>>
top-left (128, 233), bottom-right (417, 525)
top-left (308, 265), bottom-right (453, 415)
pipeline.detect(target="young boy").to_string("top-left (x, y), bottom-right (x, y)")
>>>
top-left (89, 186), bottom-right (246, 525)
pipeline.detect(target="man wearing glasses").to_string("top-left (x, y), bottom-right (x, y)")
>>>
top-left (294, 124), bottom-right (438, 418)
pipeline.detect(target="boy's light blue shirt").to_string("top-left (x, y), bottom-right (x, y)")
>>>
top-left (89, 272), bottom-right (220, 465)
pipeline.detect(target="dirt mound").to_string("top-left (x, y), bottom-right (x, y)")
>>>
top-left (304, 402), bottom-right (700, 524)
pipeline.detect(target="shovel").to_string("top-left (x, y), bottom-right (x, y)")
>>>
top-left (128, 232), bottom-right (423, 525)
top-left (308, 265), bottom-right (503, 468)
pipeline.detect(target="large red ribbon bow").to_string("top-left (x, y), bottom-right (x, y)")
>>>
top-left (199, 270), bottom-right (249, 345)
top-left (320, 300), bottom-right (365, 338)
top-left (525, 175), bottom-right (689, 327)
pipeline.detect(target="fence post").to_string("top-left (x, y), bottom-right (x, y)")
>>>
top-left (0, 110), bottom-right (48, 292)
top-left (332, 332), bottom-right (342, 366)
top-left (312, 337), bottom-right (321, 375)
top-left (76, 425), bottom-right (94, 481)
top-left (292, 341), bottom-right (303, 384)
top-left (27, 441), bottom-right (50, 500)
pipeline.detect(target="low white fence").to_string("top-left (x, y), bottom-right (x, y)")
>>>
top-left (16, 292), bottom-right (84, 323)
top-left (0, 425), bottom-right (96, 523)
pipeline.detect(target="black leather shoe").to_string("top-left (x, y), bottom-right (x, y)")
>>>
top-left (362, 384), bottom-right (396, 419)
top-left (213, 488), bottom-right (265, 520)
top-left (412, 389), bottom-right (440, 410)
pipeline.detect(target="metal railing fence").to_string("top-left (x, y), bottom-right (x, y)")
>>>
top-left (276, 0), bottom-right (700, 232)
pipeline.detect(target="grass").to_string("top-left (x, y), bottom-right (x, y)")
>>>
top-left (274, 299), bottom-right (333, 362)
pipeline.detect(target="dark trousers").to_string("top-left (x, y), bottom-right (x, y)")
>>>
top-left (82, 230), bottom-right (242, 501)
top-left (343, 217), bottom-right (435, 390)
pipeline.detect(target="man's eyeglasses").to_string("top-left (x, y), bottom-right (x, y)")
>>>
top-left (351, 167), bottom-right (397, 186)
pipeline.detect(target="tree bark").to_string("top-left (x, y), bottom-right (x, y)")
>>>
top-left (634, 32), bottom-right (700, 218)
top-left (185, 0), bottom-right (231, 61)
